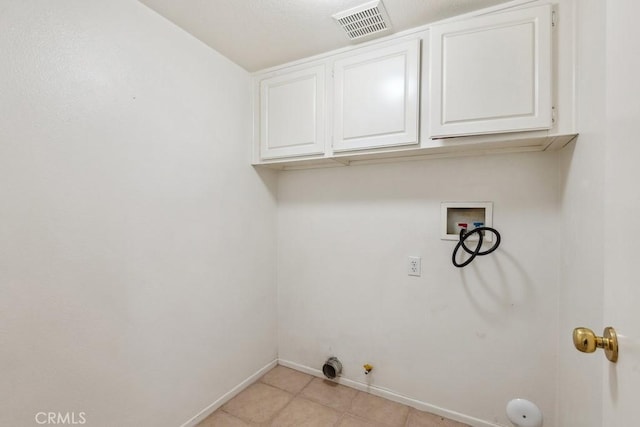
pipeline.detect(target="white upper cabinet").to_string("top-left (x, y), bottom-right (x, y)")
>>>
top-left (332, 39), bottom-right (420, 152)
top-left (258, 65), bottom-right (326, 159)
top-left (429, 5), bottom-right (553, 138)
top-left (252, 1), bottom-right (576, 169)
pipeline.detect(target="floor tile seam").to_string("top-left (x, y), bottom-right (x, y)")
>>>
top-left (293, 393), bottom-right (346, 417)
top-left (299, 375), bottom-right (316, 393)
top-left (402, 408), bottom-right (410, 427)
top-left (294, 391), bottom-right (333, 412)
top-left (255, 378), bottom-right (293, 396)
top-left (342, 412), bottom-right (389, 427)
top-left (292, 376), bottom-right (342, 412)
top-left (218, 408), bottom-right (252, 426)
top-left (221, 381), bottom-right (295, 426)
top-left (257, 373), bottom-right (313, 396)
top-left (265, 394), bottom-right (345, 426)
top-left (399, 411), bottom-right (411, 427)
top-left (301, 380), bottom-right (362, 416)
top-left (218, 408), bottom-right (255, 426)
top-left (334, 412), bottom-right (348, 427)
top-left (345, 411), bottom-right (406, 427)
top-left (261, 391), bottom-right (296, 426)
top-left (265, 375), bottom-right (417, 427)
top-left (297, 387), bottom-right (348, 412)
top-left (400, 404), bottom-right (411, 427)
top-left (353, 390), bottom-right (414, 427)
top-left (293, 375), bottom-right (314, 397)
top-left (344, 388), bottom-right (361, 415)
top-left (235, 370), bottom-right (418, 427)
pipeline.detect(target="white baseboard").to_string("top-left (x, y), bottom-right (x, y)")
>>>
top-left (277, 359), bottom-right (502, 427)
top-left (180, 359), bottom-right (278, 427)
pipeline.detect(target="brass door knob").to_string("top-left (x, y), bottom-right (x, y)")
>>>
top-left (572, 326), bottom-right (618, 363)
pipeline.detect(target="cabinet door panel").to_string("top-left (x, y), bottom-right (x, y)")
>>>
top-left (333, 39), bottom-right (420, 152)
top-left (342, 54), bottom-right (406, 139)
top-left (429, 5), bottom-right (552, 137)
top-left (260, 65), bottom-right (325, 159)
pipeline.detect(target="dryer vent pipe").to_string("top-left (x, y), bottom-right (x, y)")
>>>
top-left (322, 357), bottom-right (342, 379)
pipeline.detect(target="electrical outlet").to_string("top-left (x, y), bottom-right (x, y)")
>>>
top-left (408, 256), bottom-right (421, 276)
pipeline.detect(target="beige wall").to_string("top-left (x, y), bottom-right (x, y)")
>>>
top-left (0, 1), bottom-right (278, 426)
top-left (602, 1), bottom-right (640, 424)
top-left (277, 152), bottom-right (560, 426)
top-left (557, 1), bottom-right (606, 426)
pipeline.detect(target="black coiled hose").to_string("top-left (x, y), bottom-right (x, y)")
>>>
top-left (452, 226), bottom-right (501, 268)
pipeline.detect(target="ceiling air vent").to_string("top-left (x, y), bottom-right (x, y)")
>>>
top-left (332, 0), bottom-right (393, 42)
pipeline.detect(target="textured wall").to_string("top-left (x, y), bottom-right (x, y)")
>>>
top-left (0, 1), bottom-right (277, 426)
top-left (277, 152), bottom-right (560, 426)
top-left (557, 1), bottom-right (606, 426)
top-left (602, 1), bottom-right (640, 424)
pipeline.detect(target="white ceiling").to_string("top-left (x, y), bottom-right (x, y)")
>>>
top-left (139, 0), bottom-right (511, 72)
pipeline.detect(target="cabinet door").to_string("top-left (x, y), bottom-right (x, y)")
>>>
top-left (259, 65), bottom-right (325, 159)
top-left (333, 39), bottom-right (420, 152)
top-left (429, 5), bottom-right (552, 138)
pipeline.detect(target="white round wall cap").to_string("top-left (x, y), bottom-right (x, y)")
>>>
top-left (506, 398), bottom-right (543, 427)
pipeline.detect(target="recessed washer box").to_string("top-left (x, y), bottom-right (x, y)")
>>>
top-left (441, 202), bottom-right (493, 242)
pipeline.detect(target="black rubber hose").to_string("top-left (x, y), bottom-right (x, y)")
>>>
top-left (452, 227), bottom-right (501, 268)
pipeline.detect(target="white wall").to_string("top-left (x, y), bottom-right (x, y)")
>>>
top-left (277, 153), bottom-right (560, 426)
top-left (602, 1), bottom-right (640, 424)
top-left (556, 1), bottom-right (606, 426)
top-left (0, 1), bottom-right (278, 426)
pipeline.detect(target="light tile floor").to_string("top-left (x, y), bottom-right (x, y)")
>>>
top-left (198, 365), bottom-right (470, 427)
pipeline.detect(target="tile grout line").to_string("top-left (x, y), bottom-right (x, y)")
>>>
top-left (331, 382), bottom-right (358, 427)
top-left (402, 405), bottom-right (411, 427)
top-left (296, 375), bottom-right (348, 426)
top-left (265, 369), bottom-right (363, 427)
top-left (341, 386), bottom-right (363, 426)
top-left (264, 393), bottom-right (296, 426)
top-left (205, 366), bottom-right (467, 427)
top-left (219, 405), bottom-right (252, 426)
top-left (257, 374), bottom-right (302, 426)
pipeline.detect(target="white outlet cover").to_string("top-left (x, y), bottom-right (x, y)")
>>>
top-left (408, 256), bottom-right (421, 276)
